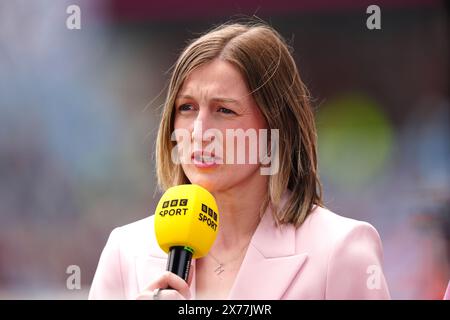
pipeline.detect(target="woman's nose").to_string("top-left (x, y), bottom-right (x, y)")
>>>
top-left (191, 110), bottom-right (215, 144)
top-left (191, 119), bottom-right (204, 143)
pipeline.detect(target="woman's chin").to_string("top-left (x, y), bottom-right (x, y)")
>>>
top-left (184, 165), bottom-right (261, 194)
top-left (187, 178), bottom-right (219, 193)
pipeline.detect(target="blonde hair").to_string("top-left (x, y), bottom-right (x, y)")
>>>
top-left (156, 21), bottom-right (323, 227)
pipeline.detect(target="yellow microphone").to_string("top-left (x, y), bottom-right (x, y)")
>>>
top-left (154, 184), bottom-right (219, 281)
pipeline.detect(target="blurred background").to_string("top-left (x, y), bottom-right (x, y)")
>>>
top-left (0, 0), bottom-right (448, 299)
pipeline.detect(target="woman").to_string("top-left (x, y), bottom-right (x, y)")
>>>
top-left (89, 21), bottom-right (391, 300)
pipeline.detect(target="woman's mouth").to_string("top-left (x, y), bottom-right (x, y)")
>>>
top-left (191, 151), bottom-right (220, 168)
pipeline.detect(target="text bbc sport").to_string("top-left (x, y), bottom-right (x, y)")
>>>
top-left (158, 199), bottom-right (218, 231)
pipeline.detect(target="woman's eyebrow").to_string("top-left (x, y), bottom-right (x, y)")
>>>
top-left (211, 97), bottom-right (241, 106)
top-left (176, 94), bottom-right (193, 100)
top-left (176, 94), bottom-right (241, 106)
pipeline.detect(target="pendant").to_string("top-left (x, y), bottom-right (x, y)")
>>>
top-left (214, 264), bottom-right (224, 275)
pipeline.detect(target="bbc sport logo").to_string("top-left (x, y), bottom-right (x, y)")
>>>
top-left (162, 199), bottom-right (189, 208)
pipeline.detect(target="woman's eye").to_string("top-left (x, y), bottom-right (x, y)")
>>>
top-left (217, 107), bottom-right (236, 115)
top-left (178, 104), bottom-right (194, 111)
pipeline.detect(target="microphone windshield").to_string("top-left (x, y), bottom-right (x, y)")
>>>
top-left (154, 184), bottom-right (219, 259)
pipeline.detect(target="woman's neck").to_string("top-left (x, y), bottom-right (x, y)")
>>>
top-left (211, 172), bottom-right (268, 251)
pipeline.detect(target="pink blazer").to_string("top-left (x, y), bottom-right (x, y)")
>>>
top-left (89, 203), bottom-right (391, 299)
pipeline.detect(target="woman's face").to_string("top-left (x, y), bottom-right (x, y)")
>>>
top-left (173, 59), bottom-right (268, 193)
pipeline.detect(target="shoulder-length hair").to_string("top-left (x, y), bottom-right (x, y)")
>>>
top-left (156, 21), bottom-right (323, 227)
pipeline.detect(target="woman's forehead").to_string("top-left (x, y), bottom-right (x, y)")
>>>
top-left (178, 60), bottom-right (249, 98)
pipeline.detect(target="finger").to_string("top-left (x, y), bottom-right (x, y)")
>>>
top-left (157, 289), bottom-right (186, 300)
top-left (135, 288), bottom-right (185, 300)
top-left (147, 271), bottom-right (191, 300)
top-left (187, 266), bottom-right (194, 287)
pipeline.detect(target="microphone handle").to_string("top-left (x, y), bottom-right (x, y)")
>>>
top-left (166, 246), bottom-right (193, 283)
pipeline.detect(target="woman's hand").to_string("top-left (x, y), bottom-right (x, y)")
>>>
top-left (135, 271), bottom-right (192, 300)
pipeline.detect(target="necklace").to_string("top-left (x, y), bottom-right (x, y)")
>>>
top-left (208, 244), bottom-right (249, 276)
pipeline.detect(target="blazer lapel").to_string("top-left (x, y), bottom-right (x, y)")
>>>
top-left (134, 222), bottom-right (168, 293)
top-left (135, 255), bottom-right (167, 293)
top-left (228, 199), bottom-right (308, 300)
